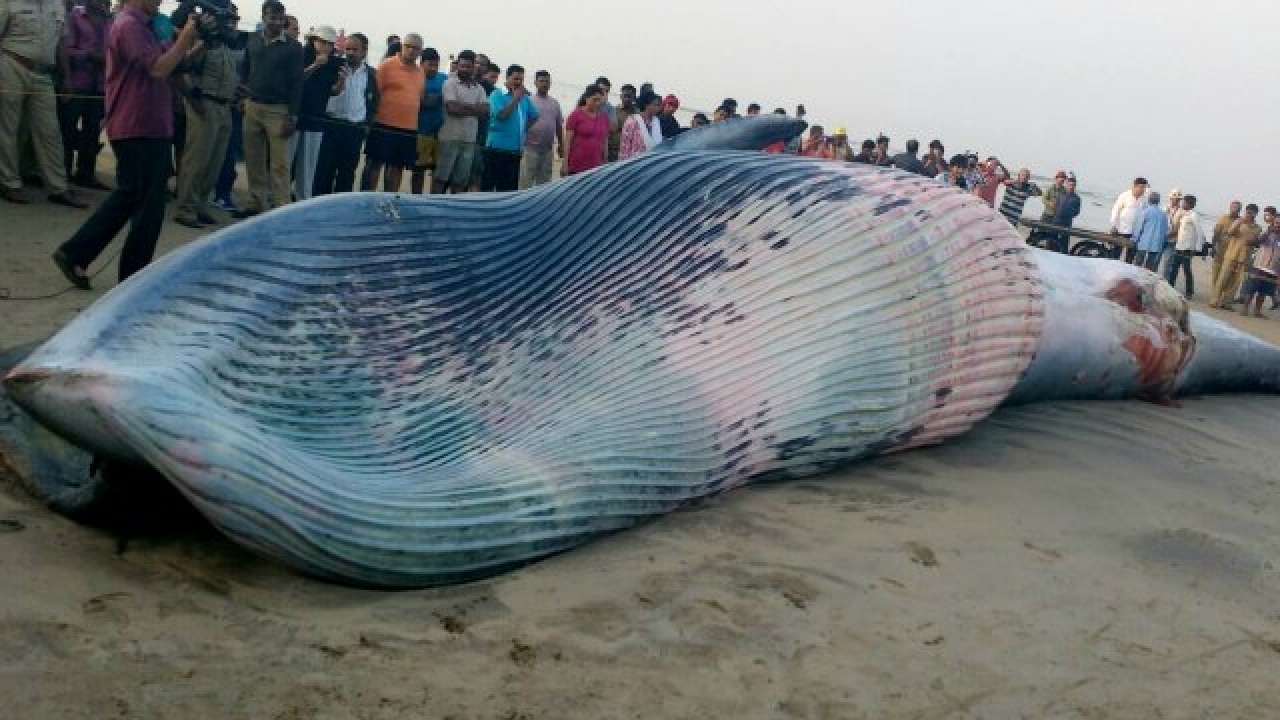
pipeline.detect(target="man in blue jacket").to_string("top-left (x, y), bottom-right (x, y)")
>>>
top-left (1050, 174), bottom-right (1081, 254)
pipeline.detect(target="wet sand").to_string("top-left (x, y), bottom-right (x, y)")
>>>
top-left (1, 171), bottom-right (1278, 719)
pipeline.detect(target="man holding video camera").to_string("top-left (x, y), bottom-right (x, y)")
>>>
top-left (174, 2), bottom-right (240, 227)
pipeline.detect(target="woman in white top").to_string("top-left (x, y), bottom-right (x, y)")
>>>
top-left (617, 91), bottom-right (664, 161)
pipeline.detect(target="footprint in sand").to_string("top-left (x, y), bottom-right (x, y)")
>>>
top-left (82, 592), bottom-right (133, 625)
top-left (906, 542), bottom-right (939, 567)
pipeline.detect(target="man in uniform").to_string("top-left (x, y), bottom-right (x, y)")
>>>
top-left (173, 5), bottom-right (239, 227)
top-left (1209, 203), bottom-right (1261, 310)
top-left (0, 0), bottom-right (87, 206)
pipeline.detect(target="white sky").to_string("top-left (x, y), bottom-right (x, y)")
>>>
top-left (267, 0), bottom-right (1276, 218)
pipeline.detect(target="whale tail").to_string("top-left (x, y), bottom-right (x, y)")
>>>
top-left (655, 115), bottom-right (807, 154)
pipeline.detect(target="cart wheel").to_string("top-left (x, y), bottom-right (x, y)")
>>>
top-left (1071, 241), bottom-right (1108, 258)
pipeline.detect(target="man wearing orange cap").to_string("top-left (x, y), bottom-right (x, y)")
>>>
top-left (658, 94), bottom-right (681, 139)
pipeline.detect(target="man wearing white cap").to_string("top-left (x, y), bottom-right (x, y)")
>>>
top-left (1159, 187), bottom-right (1185, 275)
top-left (291, 25), bottom-right (345, 201)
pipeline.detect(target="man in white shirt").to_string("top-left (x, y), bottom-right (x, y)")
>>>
top-left (313, 32), bottom-right (374, 195)
top-left (1157, 187), bottom-right (1185, 276)
top-left (1164, 194), bottom-right (1202, 298)
top-left (1109, 176), bottom-right (1149, 261)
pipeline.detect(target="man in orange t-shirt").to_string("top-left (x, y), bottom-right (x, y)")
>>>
top-left (362, 32), bottom-right (423, 192)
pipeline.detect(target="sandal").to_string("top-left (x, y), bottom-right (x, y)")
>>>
top-left (52, 250), bottom-right (91, 290)
top-left (1, 186), bottom-right (30, 204)
top-left (48, 192), bottom-right (89, 209)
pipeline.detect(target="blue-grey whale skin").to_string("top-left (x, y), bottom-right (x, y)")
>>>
top-left (3, 148), bottom-right (1276, 587)
top-left (0, 343), bottom-right (99, 515)
top-left (654, 115), bottom-right (806, 154)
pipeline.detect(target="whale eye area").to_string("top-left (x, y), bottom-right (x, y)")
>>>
top-left (1103, 278), bottom-right (1146, 314)
top-left (1102, 277), bottom-right (1195, 402)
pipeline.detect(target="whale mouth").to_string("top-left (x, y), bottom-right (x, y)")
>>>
top-left (3, 365), bottom-right (140, 462)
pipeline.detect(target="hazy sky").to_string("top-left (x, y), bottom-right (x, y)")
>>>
top-left (278, 0), bottom-right (1276, 219)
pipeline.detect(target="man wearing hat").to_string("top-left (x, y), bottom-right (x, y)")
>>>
top-left (830, 127), bottom-right (854, 161)
top-left (290, 25), bottom-right (345, 201)
top-left (1110, 176), bottom-right (1149, 261)
top-left (658, 94), bottom-right (681, 139)
top-left (1151, 187), bottom-right (1184, 273)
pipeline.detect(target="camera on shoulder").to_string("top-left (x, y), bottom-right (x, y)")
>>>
top-left (171, 0), bottom-right (234, 40)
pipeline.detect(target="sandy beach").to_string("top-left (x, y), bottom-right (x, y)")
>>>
top-left (2, 166), bottom-right (1279, 719)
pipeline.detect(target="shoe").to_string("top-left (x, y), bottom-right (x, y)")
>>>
top-left (52, 250), bottom-right (91, 290)
top-left (174, 216), bottom-right (204, 229)
top-left (73, 177), bottom-right (112, 191)
top-left (231, 208), bottom-right (260, 219)
top-left (214, 196), bottom-right (237, 211)
top-left (1, 186), bottom-right (30, 204)
top-left (196, 211), bottom-right (218, 225)
top-left (48, 192), bottom-right (89, 209)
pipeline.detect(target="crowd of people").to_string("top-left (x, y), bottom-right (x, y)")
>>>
top-left (2, 0), bottom-right (1277, 313)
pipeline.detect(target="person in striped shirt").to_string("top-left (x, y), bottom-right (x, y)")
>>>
top-left (998, 168), bottom-right (1041, 226)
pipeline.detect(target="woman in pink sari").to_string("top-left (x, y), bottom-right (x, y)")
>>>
top-left (617, 90), bottom-right (664, 161)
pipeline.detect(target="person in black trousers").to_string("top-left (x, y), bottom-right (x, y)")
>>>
top-left (312, 32), bottom-right (378, 195)
top-left (52, 2), bottom-right (201, 289)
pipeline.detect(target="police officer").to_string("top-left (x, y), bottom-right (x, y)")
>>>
top-left (0, 0), bottom-right (87, 206)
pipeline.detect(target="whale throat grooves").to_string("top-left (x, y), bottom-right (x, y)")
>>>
top-left (6, 153), bottom-right (1045, 587)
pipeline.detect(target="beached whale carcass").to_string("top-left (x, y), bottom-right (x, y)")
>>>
top-left (4, 119), bottom-right (1279, 587)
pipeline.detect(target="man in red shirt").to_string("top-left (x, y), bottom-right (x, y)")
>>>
top-left (973, 156), bottom-right (1009, 207)
top-left (52, 0), bottom-right (200, 289)
top-left (59, 0), bottom-right (112, 189)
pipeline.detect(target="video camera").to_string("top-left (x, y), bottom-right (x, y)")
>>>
top-left (170, 0), bottom-right (235, 39)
